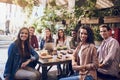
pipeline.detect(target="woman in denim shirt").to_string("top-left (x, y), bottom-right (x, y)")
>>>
top-left (4, 27), bottom-right (40, 80)
top-left (40, 28), bottom-right (54, 50)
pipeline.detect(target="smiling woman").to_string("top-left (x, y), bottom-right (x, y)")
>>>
top-left (3, 27), bottom-right (40, 80)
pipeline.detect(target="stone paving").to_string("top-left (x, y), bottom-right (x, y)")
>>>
top-left (0, 47), bottom-right (8, 80)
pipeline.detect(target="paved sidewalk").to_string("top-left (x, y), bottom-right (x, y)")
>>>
top-left (0, 47), bottom-right (8, 80)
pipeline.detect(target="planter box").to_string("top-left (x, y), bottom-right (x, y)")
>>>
top-left (81, 18), bottom-right (99, 24)
top-left (81, 16), bottom-right (120, 24)
top-left (104, 16), bottom-right (120, 23)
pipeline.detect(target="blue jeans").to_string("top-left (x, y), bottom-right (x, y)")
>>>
top-left (59, 75), bottom-right (79, 80)
top-left (59, 72), bottom-right (79, 80)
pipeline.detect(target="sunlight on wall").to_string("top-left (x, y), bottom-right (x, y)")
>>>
top-left (0, 3), bottom-right (6, 30)
top-left (0, 3), bottom-right (25, 34)
top-left (0, 0), bottom-right (46, 35)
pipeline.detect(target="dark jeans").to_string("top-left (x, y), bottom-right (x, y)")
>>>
top-left (67, 63), bottom-right (74, 76)
top-left (57, 64), bottom-right (62, 75)
top-left (59, 72), bottom-right (79, 80)
top-left (57, 63), bottom-right (74, 76)
top-left (97, 71), bottom-right (118, 80)
top-left (28, 60), bottom-right (37, 68)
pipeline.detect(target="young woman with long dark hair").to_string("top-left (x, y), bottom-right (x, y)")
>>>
top-left (4, 27), bottom-right (40, 80)
top-left (59, 26), bottom-right (98, 80)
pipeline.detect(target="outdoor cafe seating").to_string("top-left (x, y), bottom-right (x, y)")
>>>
top-left (36, 49), bottom-right (73, 80)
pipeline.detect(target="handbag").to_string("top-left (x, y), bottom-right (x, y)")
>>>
top-left (84, 75), bottom-right (94, 80)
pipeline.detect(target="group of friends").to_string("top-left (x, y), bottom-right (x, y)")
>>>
top-left (3, 24), bottom-right (120, 80)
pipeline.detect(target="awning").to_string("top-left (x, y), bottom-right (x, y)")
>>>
top-left (0, 0), bottom-right (12, 4)
top-left (96, 0), bottom-right (116, 9)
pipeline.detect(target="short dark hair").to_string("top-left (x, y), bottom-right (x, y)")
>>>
top-left (99, 24), bottom-right (111, 31)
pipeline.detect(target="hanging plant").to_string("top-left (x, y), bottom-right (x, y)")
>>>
top-left (12, 0), bottom-right (40, 16)
top-left (75, 0), bottom-right (97, 18)
top-left (13, 0), bottom-right (34, 8)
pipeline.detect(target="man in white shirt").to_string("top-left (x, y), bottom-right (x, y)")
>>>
top-left (97, 24), bottom-right (120, 79)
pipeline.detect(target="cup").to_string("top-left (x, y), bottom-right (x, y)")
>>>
top-left (53, 55), bottom-right (57, 60)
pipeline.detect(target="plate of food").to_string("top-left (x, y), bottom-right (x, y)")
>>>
top-left (39, 53), bottom-right (52, 59)
top-left (57, 46), bottom-right (67, 50)
top-left (39, 50), bottom-right (52, 59)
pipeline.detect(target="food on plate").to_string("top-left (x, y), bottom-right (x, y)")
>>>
top-left (57, 46), bottom-right (67, 50)
top-left (57, 47), bottom-right (61, 50)
top-left (41, 53), bottom-right (47, 56)
top-left (67, 50), bottom-right (73, 54)
top-left (62, 46), bottom-right (67, 50)
top-left (52, 50), bottom-right (57, 55)
top-left (40, 50), bottom-right (48, 56)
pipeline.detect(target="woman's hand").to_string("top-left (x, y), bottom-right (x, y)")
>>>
top-left (21, 59), bottom-right (32, 68)
top-left (72, 61), bottom-right (79, 70)
top-left (73, 65), bottom-right (86, 70)
top-left (99, 63), bottom-right (104, 68)
top-left (72, 61), bottom-right (77, 66)
top-left (34, 48), bottom-right (39, 51)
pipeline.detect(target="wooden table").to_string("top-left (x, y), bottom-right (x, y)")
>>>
top-left (37, 54), bottom-right (72, 80)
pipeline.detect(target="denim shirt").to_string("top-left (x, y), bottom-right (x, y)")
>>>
top-left (3, 43), bottom-right (39, 80)
top-left (40, 38), bottom-right (45, 50)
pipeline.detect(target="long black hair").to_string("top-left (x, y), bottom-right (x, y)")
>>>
top-left (15, 27), bottom-right (31, 58)
top-left (79, 25), bottom-right (94, 44)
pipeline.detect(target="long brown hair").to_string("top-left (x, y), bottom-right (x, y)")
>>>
top-left (79, 25), bottom-right (94, 44)
top-left (15, 27), bottom-right (31, 58)
top-left (56, 29), bottom-right (65, 45)
top-left (45, 28), bottom-right (53, 42)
